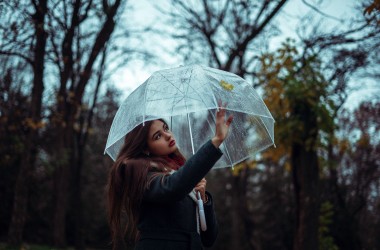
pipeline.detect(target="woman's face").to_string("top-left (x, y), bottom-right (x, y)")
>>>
top-left (146, 120), bottom-right (177, 156)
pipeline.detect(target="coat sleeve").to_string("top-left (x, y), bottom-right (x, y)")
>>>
top-left (201, 192), bottom-right (218, 247)
top-left (143, 140), bottom-right (223, 203)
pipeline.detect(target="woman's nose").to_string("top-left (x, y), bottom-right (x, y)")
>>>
top-left (164, 131), bottom-right (172, 140)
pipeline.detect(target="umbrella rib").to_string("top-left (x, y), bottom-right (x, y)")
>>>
top-left (143, 78), bottom-right (150, 125)
top-left (146, 88), bottom-right (181, 96)
top-left (157, 72), bottom-right (187, 94)
top-left (218, 108), bottom-right (275, 120)
top-left (171, 95), bottom-right (186, 115)
top-left (184, 68), bottom-right (195, 154)
top-left (156, 72), bottom-right (196, 116)
top-left (198, 66), bottom-right (220, 109)
top-left (146, 95), bottom-right (203, 103)
top-left (187, 113), bottom-right (195, 154)
top-left (187, 66), bottom-right (219, 110)
top-left (251, 115), bottom-right (275, 145)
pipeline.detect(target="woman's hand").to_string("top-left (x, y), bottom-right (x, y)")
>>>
top-left (212, 101), bottom-right (233, 148)
top-left (194, 178), bottom-right (207, 203)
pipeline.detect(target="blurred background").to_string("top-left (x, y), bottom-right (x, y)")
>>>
top-left (0, 0), bottom-right (379, 249)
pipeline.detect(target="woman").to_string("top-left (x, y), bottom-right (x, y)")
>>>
top-left (107, 105), bottom-right (233, 250)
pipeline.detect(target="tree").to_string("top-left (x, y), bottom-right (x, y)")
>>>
top-left (257, 40), bottom-right (336, 250)
top-left (0, 0), bottom-right (48, 245)
top-left (156, 0), bottom-right (288, 74)
top-left (326, 102), bottom-right (380, 250)
top-left (0, 60), bottom-right (31, 241)
top-left (44, 0), bottom-right (124, 246)
top-left (80, 86), bottom-right (122, 248)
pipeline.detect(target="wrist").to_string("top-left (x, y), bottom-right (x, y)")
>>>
top-left (211, 137), bottom-right (223, 148)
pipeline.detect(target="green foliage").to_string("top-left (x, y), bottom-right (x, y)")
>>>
top-left (259, 39), bottom-right (337, 165)
top-left (319, 202), bottom-right (339, 250)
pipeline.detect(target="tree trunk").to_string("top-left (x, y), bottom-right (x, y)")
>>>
top-left (292, 143), bottom-right (319, 250)
top-left (53, 126), bottom-right (74, 247)
top-left (240, 166), bottom-right (255, 250)
top-left (7, 0), bottom-right (47, 245)
top-left (230, 165), bottom-right (253, 250)
top-left (292, 104), bottom-right (320, 250)
top-left (73, 46), bottom-right (107, 250)
top-left (230, 174), bottom-right (245, 250)
top-left (72, 146), bottom-right (85, 250)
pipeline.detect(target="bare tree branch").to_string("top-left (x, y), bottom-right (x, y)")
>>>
top-left (0, 50), bottom-right (34, 65)
top-left (302, 0), bottom-right (344, 22)
top-left (76, 0), bottom-right (122, 101)
top-left (79, 0), bottom-right (93, 23)
top-left (224, 0), bottom-right (288, 71)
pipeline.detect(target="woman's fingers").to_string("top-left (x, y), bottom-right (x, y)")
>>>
top-left (195, 178), bottom-right (207, 202)
top-left (226, 114), bottom-right (233, 126)
top-left (194, 186), bottom-right (206, 202)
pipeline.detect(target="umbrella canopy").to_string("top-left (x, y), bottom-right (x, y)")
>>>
top-left (105, 64), bottom-right (275, 168)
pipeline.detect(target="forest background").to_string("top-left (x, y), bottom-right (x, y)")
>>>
top-left (0, 0), bottom-right (379, 250)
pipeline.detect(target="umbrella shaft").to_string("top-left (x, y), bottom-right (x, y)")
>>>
top-left (187, 113), bottom-right (195, 154)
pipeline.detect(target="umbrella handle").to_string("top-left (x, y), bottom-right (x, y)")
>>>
top-left (197, 191), bottom-right (207, 231)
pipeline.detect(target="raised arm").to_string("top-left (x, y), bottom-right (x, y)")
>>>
top-left (143, 140), bottom-right (222, 203)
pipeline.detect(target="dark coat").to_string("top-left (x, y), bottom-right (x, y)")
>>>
top-left (135, 140), bottom-right (222, 250)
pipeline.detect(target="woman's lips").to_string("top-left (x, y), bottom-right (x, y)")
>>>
top-left (169, 140), bottom-right (176, 147)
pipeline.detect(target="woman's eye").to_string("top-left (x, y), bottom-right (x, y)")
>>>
top-left (155, 134), bottom-right (161, 140)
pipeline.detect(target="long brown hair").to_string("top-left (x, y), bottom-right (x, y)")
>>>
top-left (107, 119), bottom-right (185, 248)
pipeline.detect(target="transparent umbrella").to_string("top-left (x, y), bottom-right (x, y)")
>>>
top-left (105, 64), bottom-right (275, 168)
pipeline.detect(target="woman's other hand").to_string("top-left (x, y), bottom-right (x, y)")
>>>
top-left (194, 178), bottom-right (207, 203)
top-left (212, 101), bottom-right (233, 148)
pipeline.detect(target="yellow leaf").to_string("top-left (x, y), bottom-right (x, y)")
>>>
top-left (231, 162), bottom-right (246, 176)
top-left (219, 80), bottom-right (234, 91)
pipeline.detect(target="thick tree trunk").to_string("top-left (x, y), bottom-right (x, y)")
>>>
top-left (327, 140), bottom-right (362, 250)
top-left (72, 47), bottom-right (106, 250)
top-left (53, 165), bottom-right (70, 247)
top-left (292, 143), bottom-right (319, 250)
top-left (291, 103), bottom-right (320, 250)
top-left (53, 126), bottom-right (74, 247)
top-left (7, 0), bottom-right (47, 245)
